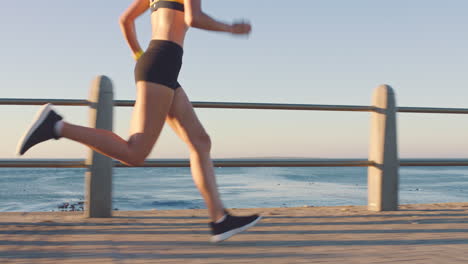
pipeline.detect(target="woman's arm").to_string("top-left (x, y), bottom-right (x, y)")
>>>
top-left (119, 0), bottom-right (149, 59)
top-left (185, 0), bottom-right (251, 35)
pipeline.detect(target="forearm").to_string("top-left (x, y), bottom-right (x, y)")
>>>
top-left (188, 12), bottom-right (232, 33)
top-left (119, 20), bottom-right (143, 57)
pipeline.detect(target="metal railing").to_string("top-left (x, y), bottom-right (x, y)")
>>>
top-left (2, 159), bottom-right (468, 168)
top-left (1, 75), bottom-right (467, 216)
top-left (0, 159), bottom-right (373, 168)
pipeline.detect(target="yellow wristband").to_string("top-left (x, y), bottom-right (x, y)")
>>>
top-left (133, 50), bottom-right (144, 61)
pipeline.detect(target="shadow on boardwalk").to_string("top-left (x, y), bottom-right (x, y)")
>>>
top-left (1, 203), bottom-right (467, 263)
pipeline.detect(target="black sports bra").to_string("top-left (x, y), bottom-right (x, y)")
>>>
top-left (150, 0), bottom-right (184, 13)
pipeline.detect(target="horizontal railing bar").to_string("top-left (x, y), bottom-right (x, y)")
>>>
top-left (2, 159), bottom-right (468, 168)
top-left (116, 101), bottom-right (375, 112)
top-left (135, 159), bottom-right (373, 167)
top-left (194, 102), bottom-right (372, 111)
top-left (0, 99), bottom-right (374, 112)
top-left (2, 98), bottom-right (468, 114)
top-left (0, 159), bottom-right (372, 168)
top-left (0, 98), bottom-right (89, 106)
top-left (0, 159), bottom-right (86, 168)
top-left (398, 107), bottom-right (468, 114)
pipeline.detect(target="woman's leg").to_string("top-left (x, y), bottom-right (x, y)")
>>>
top-left (165, 87), bottom-right (225, 222)
top-left (62, 82), bottom-right (174, 166)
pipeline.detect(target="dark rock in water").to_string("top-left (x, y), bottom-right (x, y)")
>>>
top-left (58, 203), bottom-right (69, 210)
top-left (58, 201), bottom-right (85, 212)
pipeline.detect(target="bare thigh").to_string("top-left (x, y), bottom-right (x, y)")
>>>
top-left (165, 87), bottom-right (209, 150)
top-left (127, 81), bottom-right (175, 160)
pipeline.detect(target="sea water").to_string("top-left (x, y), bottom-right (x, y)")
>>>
top-left (0, 166), bottom-right (467, 212)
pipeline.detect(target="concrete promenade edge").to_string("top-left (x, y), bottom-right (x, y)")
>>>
top-left (1, 203), bottom-right (467, 263)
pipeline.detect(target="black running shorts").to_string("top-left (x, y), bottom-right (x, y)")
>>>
top-left (134, 40), bottom-right (183, 90)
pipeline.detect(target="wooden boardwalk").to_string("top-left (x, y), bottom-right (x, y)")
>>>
top-left (1, 203), bottom-right (467, 263)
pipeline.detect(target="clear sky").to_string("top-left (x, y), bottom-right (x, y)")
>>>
top-left (1, 0), bottom-right (467, 159)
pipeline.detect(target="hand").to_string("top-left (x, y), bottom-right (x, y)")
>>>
top-left (230, 20), bottom-right (252, 35)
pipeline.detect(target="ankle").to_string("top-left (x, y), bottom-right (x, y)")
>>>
top-left (54, 120), bottom-right (64, 138)
top-left (214, 214), bottom-right (227, 224)
top-left (211, 208), bottom-right (227, 223)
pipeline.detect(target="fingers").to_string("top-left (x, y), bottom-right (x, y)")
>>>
top-left (231, 19), bottom-right (252, 35)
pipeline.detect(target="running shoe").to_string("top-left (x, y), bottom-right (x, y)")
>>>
top-left (17, 104), bottom-right (63, 155)
top-left (210, 212), bottom-right (262, 243)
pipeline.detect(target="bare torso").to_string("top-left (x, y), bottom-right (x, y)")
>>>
top-left (150, 9), bottom-right (189, 47)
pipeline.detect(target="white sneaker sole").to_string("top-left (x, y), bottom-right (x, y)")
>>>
top-left (210, 216), bottom-right (262, 243)
top-left (16, 104), bottom-right (54, 155)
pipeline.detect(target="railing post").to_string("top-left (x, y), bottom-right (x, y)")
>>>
top-left (85, 76), bottom-right (114, 218)
top-left (368, 85), bottom-right (399, 211)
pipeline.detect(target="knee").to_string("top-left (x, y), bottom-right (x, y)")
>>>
top-left (124, 158), bottom-right (145, 167)
top-left (189, 132), bottom-right (212, 154)
top-left (124, 153), bottom-right (147, 167)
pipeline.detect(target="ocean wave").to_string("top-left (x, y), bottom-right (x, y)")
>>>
top-left (401, 167), bottom-right (468, 176)
top-left (151, 199), bottom-right (204, 209)
top-left (1, 167), bottom-right (467, 212)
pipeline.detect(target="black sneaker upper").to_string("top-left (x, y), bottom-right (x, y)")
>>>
top-left (49, 111), bottom-right (63, 140)
top-left (210, 213), bottom-right (260, 235)
top-left (19, 109), bottom-right (63, 155)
